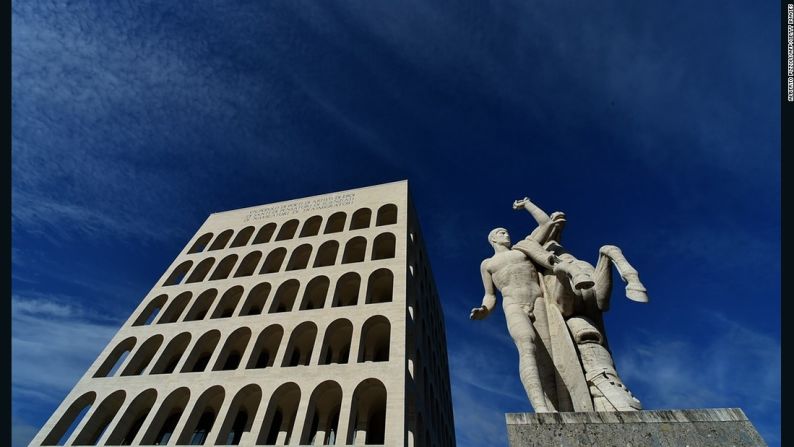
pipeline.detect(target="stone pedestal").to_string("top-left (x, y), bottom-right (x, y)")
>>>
top-left (506, 408), bottom-right (766, 447)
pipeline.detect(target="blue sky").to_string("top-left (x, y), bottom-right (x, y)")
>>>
top-left (11, 1), bottom-right (780, 446)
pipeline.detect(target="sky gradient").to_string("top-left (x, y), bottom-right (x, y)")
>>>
top-left (12, 1), bottom-right (780, 446)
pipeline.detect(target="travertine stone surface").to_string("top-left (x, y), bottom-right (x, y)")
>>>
top-left (506, 408), bottom-right (768, 447)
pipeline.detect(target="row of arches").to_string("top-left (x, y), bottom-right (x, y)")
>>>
top-left (97, 316), bottom-right (392, 379)
top-left (188, 204), bottom-right (399, 254)
top-left (43, 379), bottom-right (388, 446)
top-left (136, 269), bottom-right (394, 327)
top-left (166, 233), bottom-right (397, 286)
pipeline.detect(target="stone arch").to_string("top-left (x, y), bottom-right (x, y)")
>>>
top-left (234, 251), bottom-right (262, 277)
top-left (94, 337), bottom-right (136, 378)
top-left (157, 291), bottom-right (192, 324)
top-left (372, 233), bottom-right (396, 260)
top-left (268, 279), bottom-right (299, 314)
top-left (120, 334), bottom-right (164, 376)
top-left (286, 244), bottom-right (312, 271)
top-left (319, 319), bottom-right (353, 365)
top-left (358, 316), bottom-right (391, 363)
top-left (230, 226), bottom-right (256, 248)
top-left (150, 333), bottom-right (192, 375)
top-left (239, 282), bottom-right (270, 316)
top-left (349, 208), bottom-right (372, 230)
top-left (376, 204), bottom-right (398, 226)
top-left (300, 381), bottom-right (343, 445)
top-left (366, 269), bottom-right (394, 304)
top-left (260, 248), bottom-right (287, 274)
top-left (140, 387), bottom-right (190, 445)
top-left (332, 272), bottom-right (360, 307)
top-left (275, 219), bottom-right (299, 241)
top-left (257, 382), bottom-right (301, 445)
top-left (188, 232), bottom-right (214, 254)
top-left (72, 390), bottom-right (126, 445)
top-left (313, 240), bottom-right (339, 267)
top-left (299, 276), bottom-right (329, 310)
top-left (184, 289), bottom-right (218, 321)
top-left (209, 254), bottom-right (238, 280)
top-left (211, 286), bottom-right (244, 319)
top-left (347, 379), bottom-right (387, 445)
top-left (42, 391), bottom-right (96, 445)
top-left (213, 327), bottom-right (252, 371)
top-left (209, 229), bottom-right (234, 251)
top-left (341, 236), bottom-right (367, 263)
top-left (176, 385), bottom-right (226, 445)
top-left (246, 325), bottom-right (284, 369)
top-left (181, 330), bottom-right (221, 373)
top-left (132, 294), bottom-right (167, 326)
top-left (163, 261), bottom-right (192, 286)
top-left (282, 322), bottom-right (317, 367)
top-left (299, 215), bottom-right (323, 237)
top-left (324, 212), bottom-right (346, 234)
top-left (105, 388), bottom-right (157, 445)
top-left (253, 223), bottom-right (277, 244)
top-left (215, 384), bottom-right (263, 445)
top-left (186, 258), bottom-right (215, 283)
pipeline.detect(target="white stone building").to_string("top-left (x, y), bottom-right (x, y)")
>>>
top-left (29, 181), bottom-right (455, 447)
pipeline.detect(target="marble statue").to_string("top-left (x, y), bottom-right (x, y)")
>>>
top-left (470, 197), bottom-right (648, 412)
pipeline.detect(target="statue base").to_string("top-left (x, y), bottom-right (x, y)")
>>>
top-left (505, 408), bottom-right (766, 446)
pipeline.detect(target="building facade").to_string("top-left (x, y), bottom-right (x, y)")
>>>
top-left (30, 181), bottom-right (455, 447)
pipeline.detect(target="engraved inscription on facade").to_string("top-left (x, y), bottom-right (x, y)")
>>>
top-left (243, 193), bottom-right (356, 222)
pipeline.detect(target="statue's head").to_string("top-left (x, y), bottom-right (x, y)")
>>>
top-left (488, 227), bottom-right (511, 249)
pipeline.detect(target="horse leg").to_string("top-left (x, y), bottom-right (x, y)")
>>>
top-left (597, 245), bottom-right (648, 304)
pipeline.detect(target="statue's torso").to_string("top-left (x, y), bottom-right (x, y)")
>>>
top-left (487, 250), bottom-right (542, 306)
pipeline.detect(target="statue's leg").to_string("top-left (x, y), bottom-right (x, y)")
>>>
top-left (597, 245), bottom-right (648, 303)
top-left (504, 303), bottom-right (552, 412)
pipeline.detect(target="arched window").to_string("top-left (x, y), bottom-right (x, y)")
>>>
top-left (299, 276), bottom-right (329, 310)
top-left (372, 233), bottom-right (396, 260)
top-left (157, 292), bottom-right (192, 324)
top-left (282, 322), bottom-right (317, 367)
top-left (341, 237), bottom-right (367, 264)
top-left (208, 229), bottom-right (234, 251)
top-left (93, 337), bottom-right (136, 378)
top-left (211, 286), bottom-right (244, 319)
top-left (234, 251), bottom-right (262, 277)
top-left (239, 282), bottom-right (270, 316)
top-left (140, 388), bottom-right (190, 445)
top-left (215, 385), bottom-right (262, 445)
top-left (376, 204), bottom-right (398, 226)
top-left (347, 379), bottom-right (387, 445)
top-left (121, 335), bottom-right (164, 376)
top-left (300, 381), bottom-right (342, 445)
top-left (181, 330), bottom-right (221, 373)
top-left (324, 212), bottom-right (346, 234)
top-left (186, 258), bottom-right (215, 283)
top-left (286, 244), bottom-right (312, 271)
top-left (253, 223), bottom-right (277, 244)
top-left (230, 226), bottom-right (255, 248)
top-left (212, 328), bottom-right (251, 371)
top-left (184, 289), bottom-right (218, 321)
top-left (257, 383), bottom-right (301, 445)
top-left (150, 333), bottom-right (192, 375)
top-left (246, 325), bottom-right (284, 369)
top-left (366, 269), bottom-right (394, 304)
top-left (42, 392), bottom-right (96, 445)
top-left (176, 386), bottom-right (225, 445)
top-left (260, 248), bottom-right (287, 274)
top-left (104, 389), bottom-right (157, 445)
top-left (299, 216), bottom-right (323, 237)
top-left (72, 390), bottom-right (126, 445)
top-left (132, 294), bottom-right (167, 326)
top-left (275, 219), bottom-right (299, 241)
top-left (358, 316), bottom-right (391, 362)
top-left (163, 261), bottom-right (192, 286)
top-left (349, 208), bottom-right (372, 230)
top-left (332, 273), bottom-right (360, 307)
top-left (188, 233), bottom-right (214, 254)
top-left (209, 254), bottom-right (238, 280)
top-left (318, 319), bottom-right (352, 365)
top-left (268, 280), bottom-right (299, 314)
top-left (313, 241), bottom-right (339, 267)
